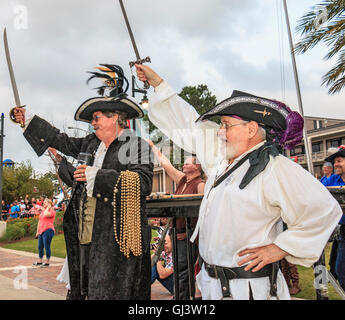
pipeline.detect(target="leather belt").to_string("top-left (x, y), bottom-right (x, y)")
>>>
top-left (200, 256), bottom-right (279, 300)
top-left (204, 262), bottom-right (273, 280)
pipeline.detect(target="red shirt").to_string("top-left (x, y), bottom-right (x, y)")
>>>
top-left (38, 208), bottom-right (56, 234)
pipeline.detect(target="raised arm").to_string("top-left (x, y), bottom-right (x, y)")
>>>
top-left (147, 140), bottom-right (184, 185)
top-left (135, 65), bottom-right (222, 176)
top-left (13, 107), bottom-right (84, 158)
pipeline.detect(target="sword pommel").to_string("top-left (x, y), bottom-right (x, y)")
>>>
top-left (129, 56), bottom-right (151, 89)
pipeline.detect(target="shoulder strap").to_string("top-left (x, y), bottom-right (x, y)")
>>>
top-left (207, 143), bottom-right (280, 197)
top-left (206, 151), bottom-right (254, 198)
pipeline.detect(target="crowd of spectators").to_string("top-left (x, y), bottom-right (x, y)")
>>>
top-left (1, 195), bottom-right (66, 221)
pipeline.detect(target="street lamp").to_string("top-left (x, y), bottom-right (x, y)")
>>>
top-left (132, 75), bottom-right (149, 108)
top-left (131, 75), bottom-right (149, 131)
top-left (67, 126), bottom-right (89, 135)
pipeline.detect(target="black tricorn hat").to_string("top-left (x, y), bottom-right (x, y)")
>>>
top-left (196, 90), bottom-right (289, 130)
top-left (74, 64), bottom-right (144, 123)
top-left (196, 90), bottom-right (305, 150)
top-left (325, 146), bottom-right (345, 163)
top-left (75, 96), bottom-right (144, 123)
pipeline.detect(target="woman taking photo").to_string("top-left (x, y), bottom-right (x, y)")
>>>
top-left (33, 198), bottom-right (56, 268)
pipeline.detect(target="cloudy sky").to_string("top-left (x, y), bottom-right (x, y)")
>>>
top-left (0, 0), bottom-right (344, 174)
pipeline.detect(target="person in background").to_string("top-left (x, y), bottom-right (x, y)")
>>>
top-left (33, 198), bottom-right (56, 268)
top-left (320, 162), bottom-right (335, 184)
top-left (1, 200), bottom-right (9, 221)
top-left (9, 201), bottom-right (20, 219)
top-left (280, 224), bottom-right (301, 295)
top-left (148, 139), bottom-right (205, 299)
top-left (151, 232), bottom-right (174, 295)
top-left (19, 200), bottom-right (26, 218)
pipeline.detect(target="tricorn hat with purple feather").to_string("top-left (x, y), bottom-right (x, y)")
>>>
top-left (195, 90), bottom-right (304, 150)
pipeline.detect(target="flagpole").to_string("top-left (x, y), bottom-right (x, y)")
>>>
top-left (282, 0), bottom-right (314, 175)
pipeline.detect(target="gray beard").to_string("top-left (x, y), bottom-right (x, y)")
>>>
top-left (225, 142), bottom-right (240, 161)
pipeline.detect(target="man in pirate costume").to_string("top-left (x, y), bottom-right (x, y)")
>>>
top-left (135, 64), bottom-right (342, 300)
top-left (13, 65), bottom-right (153, 300)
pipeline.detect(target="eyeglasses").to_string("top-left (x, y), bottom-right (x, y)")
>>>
top-left (91, 115), bottom-right (107, 122)
top-left (219, 121), bottom-right (248, 130)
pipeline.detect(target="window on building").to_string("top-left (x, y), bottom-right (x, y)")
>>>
top-left (326, 138), bottom-right (342, 149)
top-left (313, 120), bottom-right (317, 130)
top-left (290, 145), bottom-right (305, 156)
top-left (312, 142), bottom-right (322, 153)
top-left (313, 120), bottom-right (323, 129)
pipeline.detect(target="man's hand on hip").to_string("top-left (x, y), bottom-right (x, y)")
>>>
top-left (238, 244), bottom-right (288, 272)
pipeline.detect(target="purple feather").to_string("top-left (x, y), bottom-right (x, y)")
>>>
top-left (270, 100), bottom-right (304, 150)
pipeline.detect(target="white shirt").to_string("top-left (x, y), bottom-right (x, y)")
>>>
top-left (149, 81), bottom-right (343, 300)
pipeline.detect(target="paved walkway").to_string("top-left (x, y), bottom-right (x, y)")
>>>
top-left (0, 247), bottom-right (172, 300)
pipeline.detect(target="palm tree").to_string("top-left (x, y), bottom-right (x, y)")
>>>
top-left (295, 0), bottom-right (345, 94)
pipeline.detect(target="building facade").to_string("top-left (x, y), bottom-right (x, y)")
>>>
top-left (285, 116), bottom-right (345, 178)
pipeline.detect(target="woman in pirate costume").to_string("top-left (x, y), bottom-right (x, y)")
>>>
top-left (135, 64), bottom-right (342, 300)
top-left (12, 65), bottom-right (153, 300)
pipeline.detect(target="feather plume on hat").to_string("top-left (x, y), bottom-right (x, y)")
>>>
top-left (86, 64), bottom-right (129, 98)
top-left (74, 64), bottom-right (143, 123)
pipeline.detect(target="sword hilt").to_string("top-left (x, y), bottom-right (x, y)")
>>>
top-left (129, 56), bottom-right (151, 89)
top-left (9, 105), bottom-right (26, 128)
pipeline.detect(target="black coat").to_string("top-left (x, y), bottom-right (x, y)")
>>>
top-left (24, 115), bottom-right (154, 299)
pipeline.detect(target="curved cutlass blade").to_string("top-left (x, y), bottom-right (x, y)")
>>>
top-left (4, 28), bottom-right (21, 107)
top-left (4, 28), bottom-right (25, 127)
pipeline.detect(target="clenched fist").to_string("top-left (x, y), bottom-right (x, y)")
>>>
top-left (12, 107), bottom-right (26, 125)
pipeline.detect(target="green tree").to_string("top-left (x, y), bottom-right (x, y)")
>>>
top-left (141, 84), bottom-right (217, 169)
top-left (178, 84), bottom-right (217, 115)
top-left (2, 161), bottom-right (55, 203)
top-left (295, 1), bottom-right (345, 94)
top-left (143, 83), bottom-right (217, 137)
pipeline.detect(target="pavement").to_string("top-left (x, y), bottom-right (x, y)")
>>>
top-left (0, 247), bottom-right (173, 300)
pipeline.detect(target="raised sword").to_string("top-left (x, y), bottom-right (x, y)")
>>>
top-left (118, 0), bottom-right (151, 89)
top-left (3, 28), bottom-right (25, 128)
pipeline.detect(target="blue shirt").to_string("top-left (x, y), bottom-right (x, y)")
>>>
top-left (321, 174), bottom-right (345, 224)
top-left (321, 174), bottom-right (345, 187)
top-left (10, 205), bottom-right (20, 218)
top-left (320, 173), bottom-right (336, 185)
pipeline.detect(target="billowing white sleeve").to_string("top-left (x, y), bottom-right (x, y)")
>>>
top-left (264, 156), bottom-right (342, 267)
top-left (148, 81), bottom-right (222, 175)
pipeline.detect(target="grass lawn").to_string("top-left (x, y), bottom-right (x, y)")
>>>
top-left (293, 243), bottom-right (342, 300)
top-left (0, 233), bottom-right (343, 300)
top-left (0, 234), bottom-right (67, 259)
